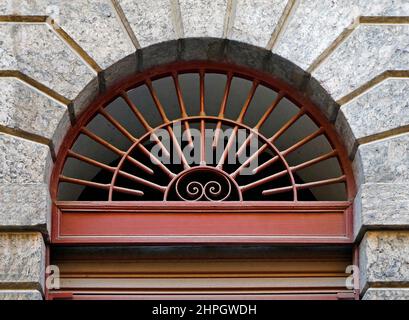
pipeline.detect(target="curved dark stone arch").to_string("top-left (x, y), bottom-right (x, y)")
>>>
top-left (71, 38), bottom-right (339, 125)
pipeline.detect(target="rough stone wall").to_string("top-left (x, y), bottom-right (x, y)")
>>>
top-left (0, 0), bottom-right (408, 300)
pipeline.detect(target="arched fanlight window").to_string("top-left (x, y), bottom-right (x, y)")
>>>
top-left (51, 62), bottom-right (355, 244)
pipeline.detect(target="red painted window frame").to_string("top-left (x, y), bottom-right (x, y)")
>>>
top-left (52, 201), bottom-right (353, 244)
top-left (50, 61), bottom-right (356, 245)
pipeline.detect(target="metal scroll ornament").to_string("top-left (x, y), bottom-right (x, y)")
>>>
top-left (166, 168), bottom-right (242, 202)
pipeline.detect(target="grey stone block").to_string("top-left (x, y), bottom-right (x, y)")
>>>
top-left (231, 0), bottom-right (287, 48)
top-left (0, 24), bottom-right (94, 101)
top-left (353, 133), bottom-right (409, 186)
top-left (179, 0), bottom-right (227, 38)
top-left (0, 78), bottom-right (69, 143)
top-left (0, 290), bottom-right (42, 300)
top-left (313, 25), bottom-right (409, 101)
top-left (0, 233), bottom-right (45, 292)
top-left (0, 133), bottom-right (51, 184)
top-left (363, 288), bottom-right (409, 300)
top-left (118, 0), bottom-right (176, 47)
top-left (359, 231), bottom-right (409, 292)
top-left (0, 0), bottom-right (134, 69)
top-left (180, 0), bottom-right (226, 38)
top-left (275, 0), bottom-right (409, 70)
top-left (0, 184), bottom-right (50, 233)
top-left (354, 183), bottom-right (409, 239)
top-left (336, 79), bottom-right (409, 156)
top-left (275, 0), bottom-right (357, 70)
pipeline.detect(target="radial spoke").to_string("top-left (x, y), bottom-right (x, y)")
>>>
top-left (262, 175), bottom-right (346, 196)
top-left (282, 128), bottom-right (324, 156)
top-left (251, 127), bottom-right (325, 175)
top-left (230, 143), bottom-right (269, 179)
top-left (59, 175), bottom-right (110, 190)
top-left (112, 186), bottom-right (144, 197)
top-left (212, 72), bottom-right (233, 148)
top-left (149, 132), bottom-right (172, 160)
top-left (291, 150), bottom-right (338, 172)
top-left (296, 175), bottom-right (346, 190)
top-left (269, 108), bottom-right (305, 143)
top-left (261, 185), bottom-right (294, 196)
top-left (81, 128), bottom-right (123, 155)
top-left (99, 108), bottom-right (138, 143)
top-left (216, 126), bottom-right (238, 169)
top-left (146, 79), bottom-right (170, 123)
top-left (171, 72), bottom-right (188, 118)
top-left (252, 154), bottom-right (280, 175)
top-left (172, 72), bottom-right (193, 146)
top-left (120, 91), bottom-right (151, 129)
top-left (199, 69), bottom-right (206, 116)
top-left (146, 78), bottom-right (189, 169)
top-left (137, 144), bottom-right (176, 179)
top-left (80, 128), bottom-right (154, 175)
top-left (117, 170), bottom-right (166, 192)
top-left (235, 92), bottom-right (284, 159)
top-left (61, 173), bottom-right (145, 198)
top-left (255, 92), bottom-right (285, 129)
top-left (67, 150), bottom-right (115, 172)
top-left (217, 80), bottom-right (258, 169)
top-left (167, 125), bottom-right (190, 169)
top-left (125, 156), bottom-right (154, 175)
top-left (235, 133), bottom-right (254, 159)
top-left (236, 80), bottom-right (259, 123)
top-left (121, 91), bottom-right (170, 159)
top-left (240, 169), bottom-right (288, 192)
top-left (199, 71), bottom-right (206, 165)
top-left (200, 119), bottom-right (206, 165)
top-left (241, 151), bottom-right (338, 194)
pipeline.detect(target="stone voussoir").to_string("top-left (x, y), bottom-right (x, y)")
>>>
top-left (118, 0), bottom-right (176, 48)
top-left (0, 77), bottom-right (69, 148)
top-left (0, 24), bottom-right (94, 101)
top-left (363, 288), bottom-right (409, 300)
top-left (359, 231), bottom-right (409, 293)
top-left (0, 184), bottom-right (51, 233)
top-left (0, 133), bottom-right (52, 184)
top-left (313, 24), bottom-right (409, 102)
top-left (336, 78), bottom-right (409, 156)
top-left (231, 0), bottom-right (288, 48)
top-left (0, 233), bottom-right (45, 293)
top-left (0, 289), bottom-right (43, 300)
top-left (275, 0), bottom-right (409, 70)
top-left (180, 0), bottom-right (227, 38)
top-left (354, 183), bottom-right (409, 240)
top-left (353, 132), bottom-right (409, 187)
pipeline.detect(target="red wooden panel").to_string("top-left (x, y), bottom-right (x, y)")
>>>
top-left (52, 202), bottom-right (352, 244)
